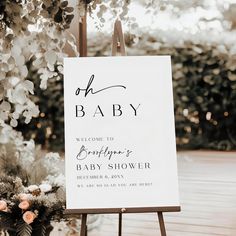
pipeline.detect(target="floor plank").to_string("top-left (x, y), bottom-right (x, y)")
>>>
top-left (52, 151), bottom-right (236, 236)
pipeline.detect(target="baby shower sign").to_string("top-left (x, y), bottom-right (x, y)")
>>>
top-left (64, 56), bottom-right (180, 211)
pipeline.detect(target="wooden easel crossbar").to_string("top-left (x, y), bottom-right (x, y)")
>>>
top-left (64, 206), bottom-right (181, 236)
top-left (65, 19), bottom-right (181, 236)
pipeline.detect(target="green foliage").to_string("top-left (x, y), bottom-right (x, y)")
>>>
top-left (0, 211), bottom-right (15, 231)
top-left (138, 40), bottom-right (236, 150)
top-left (0, 0), bottom-right (74, 39)
top-left (0, 0), bottom-right (23, 28)
top-left (169, 44), bottom-right (236, 150)
top-left (0, 175), bottom-right (24, 199)
top-left (0, 209), bottom-right (54, 235)
top-left (42, 0), bottom-right (74, 29)
top-left (31, 224), bottom-right (46, 236)
top-left (0, 144), bottom-right (29, 186)
top-left (16, 221), bottom-right (32, 236)
top-left (16, 65), bottom-right (64, 151)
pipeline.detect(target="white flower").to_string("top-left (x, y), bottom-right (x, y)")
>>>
top-left (45, 152), bottom-right (60, 160)
top-left (46, 173), bottom-right (65, 188)
top-left (45, 50), bottom-right (57, 65)
top-left (19, 193), bottom-right (31, 201)
top-left (43, 152), bottom-right (62, 176)
top-left (39, 183), bottom-right (52, 193)
top-left (27, 185), bottom-right (39, 192)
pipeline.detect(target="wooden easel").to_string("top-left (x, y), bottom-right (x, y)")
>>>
top-left (65, 206), bottom-right (180, 236)
top-left (65, 19), bottom-right (181, 236)
top-left (79, 2), bottom-right (87, 57)
top-left (112, 20), bottom-right (126, 56)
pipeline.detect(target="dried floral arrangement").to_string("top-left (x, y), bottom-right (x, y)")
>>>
top-left (0, 124), bottom-right (66, 235)
top-left (0, 176), bottom-right (64, 235)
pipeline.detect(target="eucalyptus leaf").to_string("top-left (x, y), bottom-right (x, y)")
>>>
top-left (60, 1), bottom-right (68, 8)
top-left (65, 7), bottom-right (74, 13)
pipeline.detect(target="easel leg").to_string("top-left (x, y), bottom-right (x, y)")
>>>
top-left (79, 5), bottom-right (87, 57)
top-left (118, 213), bottom-right (122, 236)
top-left (157, 212), bottom-right (167, 236)
top-left (80, 214), bottom-right (88, 236)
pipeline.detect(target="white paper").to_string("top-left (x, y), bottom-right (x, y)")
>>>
top-left (64, 56), bottom-right (179, 210)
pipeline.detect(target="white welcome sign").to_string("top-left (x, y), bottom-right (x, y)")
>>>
top-left (64, 56), bottom-right (180, 211)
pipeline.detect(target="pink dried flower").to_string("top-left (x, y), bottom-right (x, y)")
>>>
top-left (19, 200), bottom-right (30, 210)
top-left (23, 211), bottom-right (36, 224)
top-left (0, 200), bottom-right (7, 211)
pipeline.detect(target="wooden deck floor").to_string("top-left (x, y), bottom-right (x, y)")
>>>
top-left (53, 151), bottom-right (236, 236)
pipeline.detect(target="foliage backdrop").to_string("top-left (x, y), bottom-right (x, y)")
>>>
top-left (18, 37), bottom-right (236, 151)
top-left (1, 0), bottom-right (235, 151)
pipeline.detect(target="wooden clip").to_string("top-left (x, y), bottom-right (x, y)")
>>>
top-left (112, 20), bottom-right (126, 56)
